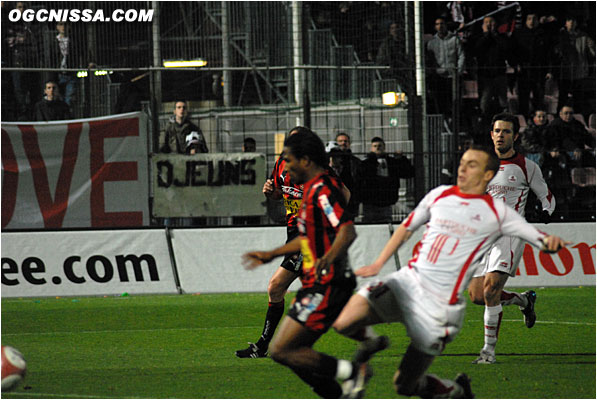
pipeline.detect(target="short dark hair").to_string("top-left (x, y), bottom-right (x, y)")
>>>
top-left (288, 126), bottom-right (312, 136)
top-left (468, 144), bottom-right (499, 177)
top-left (243, 137), bottom-right (256, 146)
top-left (491, 112), bottom-right (519, 134)
top-left (284, 129), bottom-right (327, 168)
top-left (44, 79), bottom-right (59, 87)
top-left (335, 132), bottom-right (350, 141)
top-left (371, 136), bottom-right (384, 144)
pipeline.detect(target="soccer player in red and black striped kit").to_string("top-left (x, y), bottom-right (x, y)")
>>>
top-left (243, 130), bottom-right (385, 398)
top-left (236, 126), bottom-right (314, 358)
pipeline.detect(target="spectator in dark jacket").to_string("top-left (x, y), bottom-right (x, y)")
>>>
top-left (547, 105), bottom-right (595, 153)
top-left (43, 22), bottom-right (89, 107)
top-left (33, 80), bottom-right (72, 121)
top-left (5, 1), bottom-right (39, 118)
top-left (331, 133), bottom-right (362, 217)
top-left (159, 101), bottom-right (208, 154)
top-left (357, 137), bottom-right (415, 223)
top-left (542, 147), bottom-right (573, 220)
top-left (473, 16), bottom-right (516, 116)
top-left (512, 13), bottom-right (553, 116)
top-left (554, 16), bottom-right (596, 116)
top-left (520, 109), bottom-right (550, 165)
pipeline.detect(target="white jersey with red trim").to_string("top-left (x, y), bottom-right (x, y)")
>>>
top-left (487, 153), bottom-right (555, 216)
top-left (403, 185), bottom-right (547, 305)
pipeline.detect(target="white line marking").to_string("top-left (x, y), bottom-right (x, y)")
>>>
top-left (2, 319), bottom-right (594, 338)
top-left (502, 319), bottom-right (595, 326)
top-left (9, 392), bottom-right (113, 398)
top-left (1, 326), bottom-right (262, 336)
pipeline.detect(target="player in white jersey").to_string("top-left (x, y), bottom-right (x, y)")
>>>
top-left (331, 145), bottom-right (568, 399)
top-left (468, 113), bottom-right (556, 365)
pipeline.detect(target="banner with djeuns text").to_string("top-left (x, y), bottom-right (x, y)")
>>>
top-left (1, 230), bottom-right (177, 298)
top-left (152, 153), bottom-right (266, 217)
top-left (1, 112), bottom-right (149, 229)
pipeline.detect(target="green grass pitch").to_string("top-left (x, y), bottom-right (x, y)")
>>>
top-left (1, 287), bottom-right (595, 398)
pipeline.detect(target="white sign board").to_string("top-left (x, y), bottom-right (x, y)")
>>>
top-left (152, 153), bottom-right (266, 217)
top-left (1, 230), bottom-right (177, 297)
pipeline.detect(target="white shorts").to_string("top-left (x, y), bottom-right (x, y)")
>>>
top-left (357, 267), bottom-right (466, 356)
top-left (473, 235), bottom-right (524, 278)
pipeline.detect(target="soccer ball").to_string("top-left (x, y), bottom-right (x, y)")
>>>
top-left (1, 346), bottom-right (26, 392)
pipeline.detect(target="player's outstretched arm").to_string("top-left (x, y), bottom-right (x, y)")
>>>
top-left (355, 223), bottom-right (412, 277)
top-left (242, 237), bottom-right (302, 270)
top-left (500, 204), bottom-right (570, 253)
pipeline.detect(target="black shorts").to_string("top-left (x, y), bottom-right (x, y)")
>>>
top-left (287, 282), bottom-right (355, 334)
top-left (281, 226), bottom-right (302, 273)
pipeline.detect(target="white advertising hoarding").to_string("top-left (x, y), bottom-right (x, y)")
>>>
top-left (173, 225), bottom-right (409, 294)
top-left (1, 230), bottom-right (177, 297)
top-left (173, 223), bottom-right (595, 293)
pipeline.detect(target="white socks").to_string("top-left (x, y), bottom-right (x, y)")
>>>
top-left (335, 359), bottom-right (353, 380)
top-left (482, 304), bottom-right (503, 354)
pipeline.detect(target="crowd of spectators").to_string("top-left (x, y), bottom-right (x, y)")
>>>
top-left (1, 1), bottom-right (95, 121)
top-left (423, 4), bottom-right (595, 222)
top-left (1, 1), bottom-right (595, 223)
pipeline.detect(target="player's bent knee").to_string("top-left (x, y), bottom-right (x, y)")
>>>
top-left (268, 342), bottom-right (286, 365)
top-left (267, 279), bottom-right (286, 301)
top-left (469, 290), bottom-right (485, 305)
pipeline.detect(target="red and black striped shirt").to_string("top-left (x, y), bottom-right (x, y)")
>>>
top-left (298, 172), bottom-right (354, 288)
top-left (271, 157), bottom-right (304, 229)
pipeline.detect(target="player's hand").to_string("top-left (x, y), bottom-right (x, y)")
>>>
top-left (540, 235), bottom-right (570, 254)
top-left (242, 251), bottom-right (274, 270)
top-left (355, 263), bottom-right (382, 277)
top-left (314, 256), bottom-right (332, 281)
top-left (263, 179), bottom-right (275, 196)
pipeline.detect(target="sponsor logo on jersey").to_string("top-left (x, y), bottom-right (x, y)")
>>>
top-left (434, 218), bottom-right (478, 236)
top-left (471, 214), bottom-right (481, 222)
top-left (508, 175), bottom-right (517, 182)
top-left (284, 198), bottom-right (302, 215)
top-left (318, 194), bottom-right (340, 227)
top-left (282, 186), bottom-right (303, 198)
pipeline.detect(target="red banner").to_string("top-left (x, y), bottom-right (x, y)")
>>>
top-left (1, 113), bottom-right (149, 229)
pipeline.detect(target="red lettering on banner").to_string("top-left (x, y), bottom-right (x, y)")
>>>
top-left (89, 118), bottom-right (142, 227)
top-left (1, 129), bottom-right (19, 228)
top-left (539, 247), bottom-right (574, 276)
top-left (573, 243), bottom-right (596, 275)
top-left (19, 124), bottom-right (82, 228)
top-left (520, 244), bottom-right (539, 276)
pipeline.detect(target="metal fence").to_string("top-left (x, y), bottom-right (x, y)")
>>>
top-left (2, 1), bottom-right (595, 225)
